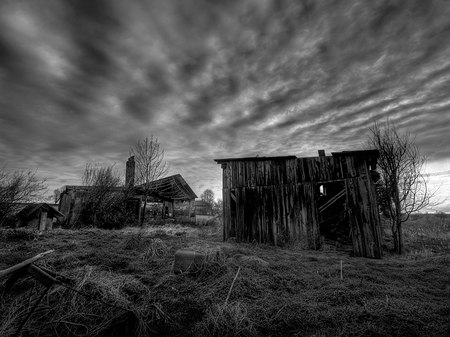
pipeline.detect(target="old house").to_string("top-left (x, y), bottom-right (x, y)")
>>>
top-left (125, 156), bottom-right (197, 221)
top-left (194, 200), bottom-right (213, 215)
top-left (58, 157), bottom-right (197, 224)
top-left (16, 203), bottom-right (64, 230)
top-left (214, 150), bottom-right (383, 258)
top-left (132, 174), bottom-right (197, 221)
top-left (58, 185), bottom-right (123, 226)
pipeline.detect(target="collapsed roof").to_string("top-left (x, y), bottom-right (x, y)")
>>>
top-left (133, 174), bottom-right (197, 201)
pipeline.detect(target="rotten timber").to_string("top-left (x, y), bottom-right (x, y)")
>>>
top-left (215, 150), bottom-right (382, 259)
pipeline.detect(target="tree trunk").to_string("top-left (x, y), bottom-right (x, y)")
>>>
top-left (391, 220), bottom-right (398, 253)
top-left (393, 182), bottom-right (403, 254)
top-left (140, 195), bottom-right (147, 227)
top-left (397, 221), bottom-right (403, 254)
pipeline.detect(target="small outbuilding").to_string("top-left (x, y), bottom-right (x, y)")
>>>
top-left (214, 150), bottom-right (383, 258)
top-left (16, 203), bottom-right (64, 230)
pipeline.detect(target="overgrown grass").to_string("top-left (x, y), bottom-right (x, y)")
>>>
top-left (1, 217), bottom-right (450, 336)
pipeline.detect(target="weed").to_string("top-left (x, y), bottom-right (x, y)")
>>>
top-left (143, 238), bottom-right (170, 259)
top-left (1, 228), bottom-right (38, 242)
top-left (403, 247), bottom-right (435, 260)
top-left (124, 230), bottom-right (145, 250)
top-left (194, 301), bottom-right (256, 337)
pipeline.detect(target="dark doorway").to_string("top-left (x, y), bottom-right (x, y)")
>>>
top-left (317, 181), bottom-right (352, 247)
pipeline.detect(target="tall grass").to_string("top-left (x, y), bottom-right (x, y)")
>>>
top-left (0, 267), bottom-right (152, 337)
top-left (1, 216), bottom-right (449, 336)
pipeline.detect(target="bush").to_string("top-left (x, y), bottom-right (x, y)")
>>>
top-left (68, 164), bottom-right (134, 229)
top-left (0, 168), bottom-right (47, 227)
top-left (72, 192), bottom-right (132, 230)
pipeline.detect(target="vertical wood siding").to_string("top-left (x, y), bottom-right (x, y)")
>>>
top-left (219, 155), bottom-right (382, 258)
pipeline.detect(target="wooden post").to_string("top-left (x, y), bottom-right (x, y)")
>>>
top-left (125, 156), bottom-right (135, 189)
top-left (45, 217), bottom-right (53, 230)
top-left (39, 211), bottom-right (47, 231)
top-left (162, 201), bottom-right (167, 218)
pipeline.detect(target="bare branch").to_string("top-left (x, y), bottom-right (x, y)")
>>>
top-left (72, 164), bottom-right (129, 229)
top-left (367, 119), bottom-right (441, 254)
top-left (0, 167), bottom-right (48, 226)
top-left (130, 136), bottom-right (170, 225)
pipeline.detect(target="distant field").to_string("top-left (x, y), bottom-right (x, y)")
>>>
top-left (1, 218), bottom-right (449, 336)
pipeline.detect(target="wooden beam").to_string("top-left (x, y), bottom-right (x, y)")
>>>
top-left (26, 264), bottom-right (57, 287)
top-left (0, 250), bottom-right (54, 279)
top-left (318, 189), bottom-right (346, 213)
top-left (230, 190), bottom-right (237, 202)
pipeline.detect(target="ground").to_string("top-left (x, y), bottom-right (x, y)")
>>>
top-left (0, 217), bottom-right (449, 337)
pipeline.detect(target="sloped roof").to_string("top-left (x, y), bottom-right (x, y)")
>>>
top-left (134, 174), bottom-right (197, 200)
top-left (17, 203), bottom-right (64, 219)
top-left (63, 186), bottom-right (123, 193)
top-left (214, 150), bottom-right (379, 163)
top-left (214, 155), bottom-right (296, 163)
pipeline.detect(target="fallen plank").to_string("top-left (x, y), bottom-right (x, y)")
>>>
top-left (0, 250), bottom-right (55, 279)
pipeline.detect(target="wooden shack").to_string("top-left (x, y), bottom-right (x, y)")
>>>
top-left (214, 150), bottom-right (383, 258)
top-left (16, 203), bottom-right (64, 230)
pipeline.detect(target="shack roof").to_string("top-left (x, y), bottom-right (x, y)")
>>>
top-left (63, 174), bottom-right (197, 201)
top-left (17, 203), bottom-right (64, 219)
top-left (214, 150), bottom-right (379, 164)
top-left (134, 174), bottom-right (197, 201)
top-left (214, 156), bottom-right (297, 163)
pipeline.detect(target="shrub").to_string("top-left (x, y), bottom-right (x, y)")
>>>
top-left (69, 164), bottom-right (133, 229)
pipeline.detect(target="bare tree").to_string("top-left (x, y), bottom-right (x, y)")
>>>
top-left (53, 188), bottom-right (63, 203)
top-left (201, 189), bottom-right (215, 215)
top-left (131, 136), bottom-right (169, 225)
top-left (213, 198), bottom-right (223, 217)
top-left (368, 120), bottom-right (437, 254)
top-left (0, 167), bottom-right (48, 226)
top-left (73, 164), bottom-right (129, 229)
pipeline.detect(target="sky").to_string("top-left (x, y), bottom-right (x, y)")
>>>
top-left (1, 0), bottom-right (450, 211)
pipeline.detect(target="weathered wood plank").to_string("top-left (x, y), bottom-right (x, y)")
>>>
top-left (217, 152), bottom-right (381, 257)
top-left (0, 250), bottom-right (55, 279)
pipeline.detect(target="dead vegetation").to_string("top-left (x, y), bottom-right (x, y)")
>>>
top-left (1, 218), bottom-right (449, 336)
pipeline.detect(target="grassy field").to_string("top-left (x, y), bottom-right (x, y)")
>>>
top-left (1, 218), bottom-right (449, 337)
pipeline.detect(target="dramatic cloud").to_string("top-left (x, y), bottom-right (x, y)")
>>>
top-left (1, 0), bottom-right (450, 210)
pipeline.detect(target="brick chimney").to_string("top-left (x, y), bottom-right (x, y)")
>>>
top-left (125, 156), bottom-right (135, 189)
